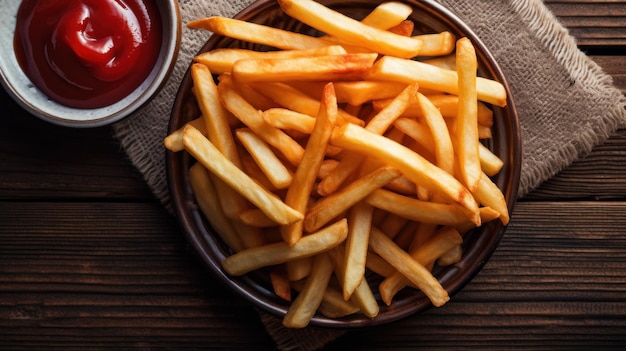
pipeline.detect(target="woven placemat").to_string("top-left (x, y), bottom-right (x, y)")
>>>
top-left (112, 0), bottom-right (626, 350)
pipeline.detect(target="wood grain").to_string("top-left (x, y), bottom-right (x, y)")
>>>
top-left (1, 1), bottom-right (625, 350)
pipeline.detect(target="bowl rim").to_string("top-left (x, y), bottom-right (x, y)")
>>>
top-left (167, 0), bottom-right (522, 328)
top-left (0, 0), bottom-right (182, 128)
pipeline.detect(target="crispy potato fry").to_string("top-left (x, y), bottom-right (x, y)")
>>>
top-left (233, 53), bottom-right (378, 82)
top-left (192, 64), bottom-right (251, 219)
top-left (283, 252), bottom-right (334, 328)
top-left (343, 201), bottom-right (374, 299)
top-left (416, 92), bottom-right (454, 175)
top-left (317, 83), bottom-right (418, 196)
top-left (365, 189), bottom-right (472, 226)
top-left (379, 226), bottom-right (462, 305)
top-left (188, 163), bottom-right (245, 252)
top-left (471, 172), bottom-right (510, 225)
top-left (232, 80), bottom-right (279, 111)
top-left (456, 37), bottom-right (481, 192)
top-left (392, 117), bottom-right (435, 155)
top-left (218, 76), bottom-right (305, 166)
top-left (360, 1), bottom-right (413, 30)
top-left (187, 16), bottom-right (332, 50)
top-left (305, 165), bottom-right (402, 233)
top-left (278, 0), bottom-right (422, 58)
top-left (290, 279), bottom-right (360, 318)
top-left (263, 108), bottom-right (316, 134)
top-left (239, 208), bottom-right (278, 228)
top-left (365, 251), bottom-right (396, 278)
top-left (455, 206), bottom-right (501, 235)
top-left (368, 55), bottom-right (507, 107)
top-left (414, 31), bottom-right (455, 56)
top-left (422, 53), bottom-right (456, 70)
top-left (222, 218), bottom-right (347, 276)
top-left (331, 123), bottom-right (480, 225)
top-left (253, 82), bottom-right (364, 126)
top-left (164, 117), bottom-right (205, 152)
top-left (183, 125), bottom-right (303, 225)
top-left (192, 68), bottom-right (242, 152)
top-left (236, 128), bottom-right (293, 189)
top-left (374, 94), bottom-right (494, 128)
top-left (479, 143), bottom-right (504, 176)
top-left (194, 45), bottom-right (347, 74)
top-left (270, 265), bottom-right (292, 301)
top-left (369, 227), bottom-right (449, 307)
top-left (286, 257), bottom-right (314, 281)
top-left (329, 246), bottom-right (379, 318)
top-left (388, 20), bottom-right (414, 36)
top-left (334, 81), bottom-right (408, 106)
top-left (437, 244), bottom-right (463, 266)
top-left (377, 212), bottom-right (410, 241)
top-left (282, 83), bottom-right (338, 245)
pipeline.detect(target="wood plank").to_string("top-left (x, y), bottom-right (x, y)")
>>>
top-left (527, 128), bottom-right (626, 200)
top-left (0, 90), bottom-right (152, 201)
top-left (0, 201), bottom-right (274, 350)
top-left (2, 200), bottom-right (626, 349)
top-left (590, 55), bottom-right (626, 94)
top-left (326, 201), bottom-right (626, 350)
top-left (546, 1), bottom-right (626, 47)
top-left (547, 3), bottom-right (626, 17)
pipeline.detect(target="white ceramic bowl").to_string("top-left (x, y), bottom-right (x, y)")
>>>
top-left (0, 0), bottom-right (181, 128)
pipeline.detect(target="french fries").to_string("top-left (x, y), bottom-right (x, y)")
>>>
top-left (278, 0), bottom-right (423, 58)
top-left (166, 0), bottom-right (511, 328)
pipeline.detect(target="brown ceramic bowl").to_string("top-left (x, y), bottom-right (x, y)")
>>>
top-left (167, 0), bottom-right (521, 328)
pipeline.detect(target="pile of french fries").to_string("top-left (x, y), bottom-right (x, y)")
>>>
top-left (164, 0), bottom-right (509, 328)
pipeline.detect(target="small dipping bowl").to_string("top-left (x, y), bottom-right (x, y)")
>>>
top-left (0, 0), bottom-right (181, 128)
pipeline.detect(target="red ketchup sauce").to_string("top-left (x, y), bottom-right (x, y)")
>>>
top-left (14, 0), bottom-right (162, 109)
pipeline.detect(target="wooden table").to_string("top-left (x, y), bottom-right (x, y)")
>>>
top-left (2, 1), bottom-right (625, 349)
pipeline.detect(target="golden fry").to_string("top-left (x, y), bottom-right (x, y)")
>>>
top-left (222, 218), bottom-right (347, 276)
top-left (182, 125), bottom-right (302, 226)
top-left (379, 226), bottom-right (462, 305)
top-left (282, 83), bottom-right (338, 245)
top-left (283, 252), bottom-right (334, 328)
top-left (305, 165), bottom-right (402, 233)
top-left (194, 45), bottom-right (347, 74)
top-left (236, 128), bottom-right (293, 189)
top-left (360, 1), bottom-right (413, 30)
top-left (188, 163), bottom-right (245, 252)
top-left (331, 123), bottom-right (480, 225)
top-left (329, 246), bottom-right (379, 318)
top-left (278, 0), bottom-right (422, 58)
top-left (233, 53), bottom-right (377, 82)
top-left (218, 76), bottom-right (305, 166)
top-left (270, 265), bottom-right (292, 301)
top-left (414, 31), bottom-right (455, 56)
top-left (253, 82), bottom-right (364, 126)
top-left (188, 16), bottom-right (332, 50)
top-left (456, 37), bottom-right (481, 191)
top-left (368, 56), bottom-right (507, 107)
top-left (369, 227), bottom-right (450, 307)
top-left (164, 117), bottom-right (205, 152)
top-left (416, 92), bottom-right (454, 175)
top-left (343, 201), bottom-right (374, 299)
top-left (365, 188), bottom-right (472, 226)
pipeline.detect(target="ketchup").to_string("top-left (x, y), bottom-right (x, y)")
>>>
top-left (14, 0), bottom-right (162, 109)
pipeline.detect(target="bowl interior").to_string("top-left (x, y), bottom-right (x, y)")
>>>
top-left (0, 1), bottom-right (181, 128)
top-left (167, 0), bottom-right (521, 328)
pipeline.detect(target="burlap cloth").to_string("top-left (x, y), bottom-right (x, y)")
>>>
top-left (112, 0), bottom-right (626, 350)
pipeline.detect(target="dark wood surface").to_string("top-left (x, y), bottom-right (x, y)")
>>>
top-left (2, 1), bottom-right (626, 349)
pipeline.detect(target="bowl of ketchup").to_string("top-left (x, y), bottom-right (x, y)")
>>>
top-left (0, 0), bottom-right (180, 127)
